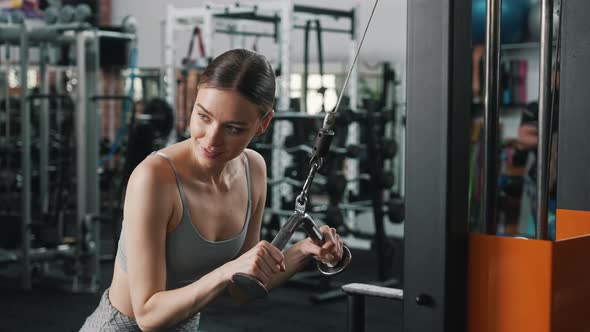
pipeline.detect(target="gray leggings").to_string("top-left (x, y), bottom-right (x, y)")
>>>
top-left (80, 289), bottom-right (200, 331)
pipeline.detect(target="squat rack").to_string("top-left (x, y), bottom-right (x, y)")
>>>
top-left (161, 0), bottom-right (361, 222)
top-left (0, 13), bottom-right (136, 292)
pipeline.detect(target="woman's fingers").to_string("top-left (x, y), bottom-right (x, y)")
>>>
top-left (260, 242), bottom-right (286, 272)
top-left (230, 241), bottom-right (286, 286)
top-left (317, 226), bottom-right (343, 265)
top-left (253, 256), bottom-right (273, 285)
top-left (260, 246), bottom-right (285, 273)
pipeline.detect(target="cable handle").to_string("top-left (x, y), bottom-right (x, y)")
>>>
top-left (232, 213), bottom-right (352, 301)
top-left (270, 212), bottom-right (323, 250)
top-left (272, 213), bottom-right (352, 275)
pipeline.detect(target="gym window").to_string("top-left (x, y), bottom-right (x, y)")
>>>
top-left (290, 73), bottom-right (337, 114)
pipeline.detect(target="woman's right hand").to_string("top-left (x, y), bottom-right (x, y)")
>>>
top-left (222, 240), bottom-right (285, 288)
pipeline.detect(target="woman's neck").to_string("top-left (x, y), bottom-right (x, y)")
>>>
top-left (187, 142), bottom-right (237, 190)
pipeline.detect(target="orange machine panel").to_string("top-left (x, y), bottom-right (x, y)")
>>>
top-left (552, 235), bottom-right (590, 331)
top-left (467, 234), bottom-right (553, 332)
top-left (469, 228), bottom-right (590, 331)
top-left (556, 209), bottom-right (590, 240)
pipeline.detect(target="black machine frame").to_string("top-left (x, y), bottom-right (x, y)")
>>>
top-left (403, 0), bottom-right (471, 331)
top-left (556, 0), bottom-right (590, 211)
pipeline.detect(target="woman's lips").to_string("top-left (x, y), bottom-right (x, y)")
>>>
top-left (201, 146), bottom-right (223, 159)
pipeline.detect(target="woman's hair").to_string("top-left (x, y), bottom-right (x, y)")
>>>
top-left (198, 49), bottom-right (276, 116)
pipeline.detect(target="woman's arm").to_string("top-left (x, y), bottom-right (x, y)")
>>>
top-left (123, 157), bottom-right (232, 331)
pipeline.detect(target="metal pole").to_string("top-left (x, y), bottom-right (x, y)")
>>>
top-left (228, 24), bottom-right (236, 49)
top-left (55, 62), bottom-right (64, 241)
top-left (19, 23), bottom-right (32, 290)
top-left (271, 0), bottom-right (292, 216)
top-left (4, 44), bottom-right (13, 183)
top-left (163, 6), bottom-right (177, 143)
top-left (56, 60), bottom-right (63, 136)
top-left (108, 71), bottom-right (115, 160)
top-left (76, 31), bottom-right (87, 246)
top-left (348, 294), bottom-right (365, 332)
top-left (89, 30), bottom-right (101, 290)
top-left (39, 43), bottom-right (50, 216)
top-left (3, 44), bottom-right (9, 141)
top-left (536, 0), bottom-right (553, 240)
top-left (302, 20), bottom-right (310, 113)
top-left (482, 0), bottom-right (502, 235)
top-left (203, 10), bottom-right (214, 61)
top-left (278, 0), bottom-right (291, 111)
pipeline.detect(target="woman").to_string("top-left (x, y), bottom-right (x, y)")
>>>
top-left (80, 49), bottom-right (344, 331)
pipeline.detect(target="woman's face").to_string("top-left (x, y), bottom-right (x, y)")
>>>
top-left (189, 87), bottom-right (272, 167)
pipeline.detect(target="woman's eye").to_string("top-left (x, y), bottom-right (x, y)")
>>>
top-left (227, 126), bottom-right (244, 135)
top-left (198, 113), bottom-right (210, 122)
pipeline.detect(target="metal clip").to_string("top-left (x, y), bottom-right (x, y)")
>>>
top-left (309, 156), bottom-right (324, 171)
top-left (295, 194), bottom-right (307, 215)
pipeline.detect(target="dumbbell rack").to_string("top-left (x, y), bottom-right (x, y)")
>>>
top-left (253, 103), bottom-right (403, 302)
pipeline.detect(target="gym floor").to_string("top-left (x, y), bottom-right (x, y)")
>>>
top-left (0, 246), bottom-right (401, 332)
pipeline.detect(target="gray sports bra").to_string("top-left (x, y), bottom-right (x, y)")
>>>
top-left (116, 151), bottom-right (252, 289)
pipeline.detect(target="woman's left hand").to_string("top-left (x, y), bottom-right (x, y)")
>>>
top-left (298, 225), bottom-right (344, 266)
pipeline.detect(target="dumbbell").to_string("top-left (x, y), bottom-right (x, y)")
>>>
top-left (325, 173), bottom-right (347, 203)
top-left (74, 4), bottom-right (92, 23)
top-left (378, 171), bottom-right (395, 189)
top-left (44, 7), bottom-right (58, 25)
top-left (284, 165), bottom-right (305, 181)
top-left (279, 171), bottom-right (347, 202)
top-left (380, 139), bottom-right (398, 159)
top-left (139, 98), bottom-right (175, 139)
top-left (332, 144), bottom-right (361, 158)
top-left (284, 135), bottom-right (360, 158)
top-left (337, 108), bottom-right (394, 126)
top-left (59, 5), bottom-right (75, 24)
top-left (324, 204), bottom-right (345, 229)
top-left (232, 212), bottom-right (352, 300)
top-left (351, 172), bottom-right (395, 189)
top-left (283, 135), bottom-right (300, 149)
top-left (387, 198), bottom-right (405, 224)
top-left (325, 171), bottom-right (392, 201)
top-left (325, 171), bottom-right (394, 197)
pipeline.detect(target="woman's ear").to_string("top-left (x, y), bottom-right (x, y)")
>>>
top-left (256, 110), bottom-right (274, 136)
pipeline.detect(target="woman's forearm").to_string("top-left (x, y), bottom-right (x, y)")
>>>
top-left (136, 268), bottom-right (230, 331)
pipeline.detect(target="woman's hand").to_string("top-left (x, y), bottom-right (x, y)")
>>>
top-left (297, 225), bottom-right (344, 267)
top-left (222, 240), bottom-right (285, 288)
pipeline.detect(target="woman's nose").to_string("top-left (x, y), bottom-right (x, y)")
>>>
top-left (204, 125), bottom-right (224, 147)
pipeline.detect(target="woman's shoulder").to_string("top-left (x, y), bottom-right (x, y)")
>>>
top-left (128, 151), bottom-right (178, 191)
top-left (243, 148), bottom-right (267, 177)
top-left (131, 140), bottom-right (188, 183)
top-left (122, 153), bottom-right (179, 228)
